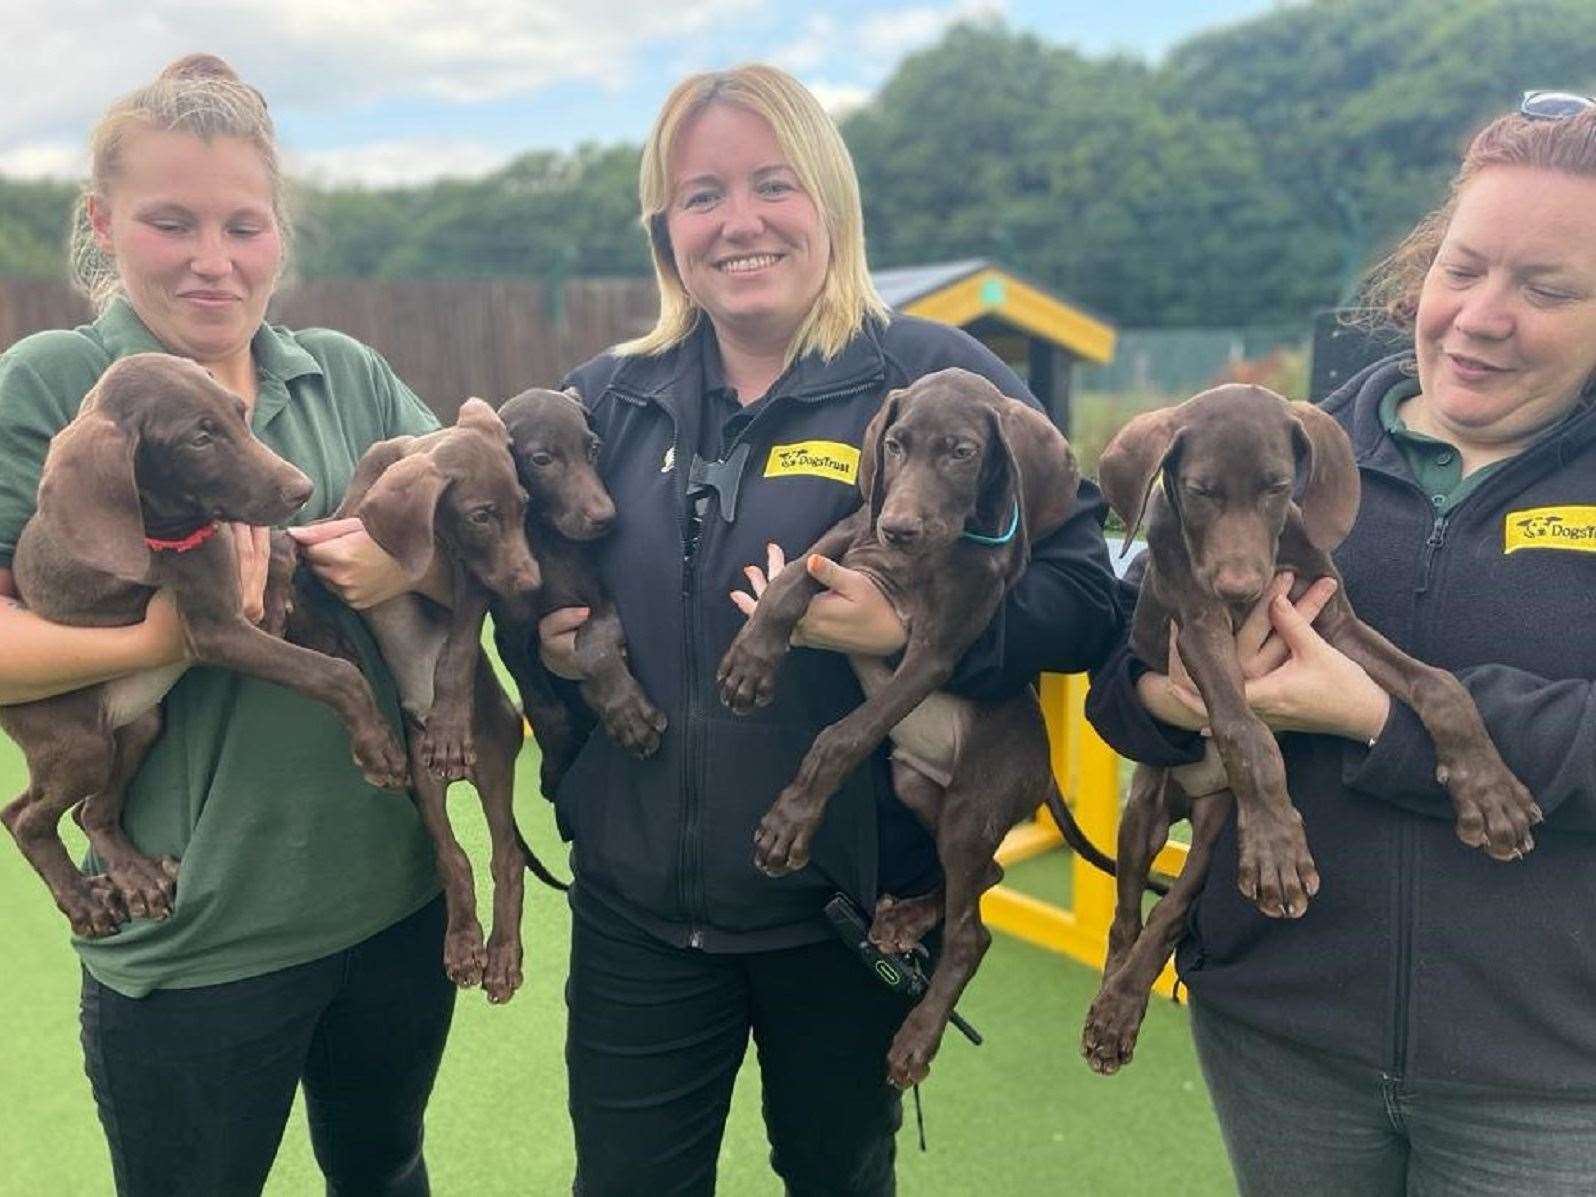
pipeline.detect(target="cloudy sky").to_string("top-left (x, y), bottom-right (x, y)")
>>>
top-left (1, 0), bottom-right (1275, 187)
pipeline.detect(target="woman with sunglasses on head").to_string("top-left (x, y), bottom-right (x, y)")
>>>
top-left (0, 55), bottom-right (457, 1196)
top-left (534, 63), bottom-right (1121, 1195)
top-left (1089, 92), bottom-right (1596, 1195)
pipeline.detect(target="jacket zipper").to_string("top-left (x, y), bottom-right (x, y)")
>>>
top-left (681, 467), bottom-right (708, 946)
top-left (1391, 818), bottom-right (1417, 1074)
top-left (1415, 513), bottom-right (1448, 594)
top-left (648, 372), bottom-right (882, 948)
top-left (791, 376), bottom-right (882, 406)
top-left (1392, 485), bottom-right (1446, 1076)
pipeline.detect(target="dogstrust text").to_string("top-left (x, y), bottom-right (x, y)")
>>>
top-left (763, 441), bottom-right (861, 485)
top-left (1504, 506), bottom-right (1596, 553)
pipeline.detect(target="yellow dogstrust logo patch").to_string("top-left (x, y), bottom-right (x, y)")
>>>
top-left (1504, 505), bottom-right (1596, 554)
top-left (764, 440), bottom-right (860, 485)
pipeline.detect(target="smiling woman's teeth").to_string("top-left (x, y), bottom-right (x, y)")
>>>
top-left (721, 254), bottom-right (779, 272)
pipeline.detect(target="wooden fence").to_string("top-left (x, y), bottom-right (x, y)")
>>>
top-left (0, 277), bottom-right (660, 422)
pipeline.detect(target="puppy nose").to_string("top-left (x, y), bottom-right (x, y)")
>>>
top-left (280, 470), bottom-right (314, 509)
top-left (584, 498), bottom-right (616, 531)
top-left (1212, 566), bottom-right (1266, 604)
top-left (512, 556), bottom-right (541, 593)
top-left (878, 518), bottom-right (921, 548)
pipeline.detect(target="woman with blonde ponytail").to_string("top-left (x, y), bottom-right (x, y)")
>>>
top-left (0, 54), bottom-right (455, 1196)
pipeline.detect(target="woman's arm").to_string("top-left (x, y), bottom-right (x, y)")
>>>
top-left (1345, 662), bottom-right (1596, 831)
top-left (0, 568), bottom-right (188, 705)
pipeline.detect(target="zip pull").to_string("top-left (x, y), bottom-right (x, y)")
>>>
top-left (1417, 514), bottom-right (1448, 594)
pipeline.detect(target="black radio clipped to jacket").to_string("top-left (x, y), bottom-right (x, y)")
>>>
top-left (823, 893), bottom-right (982, 1046)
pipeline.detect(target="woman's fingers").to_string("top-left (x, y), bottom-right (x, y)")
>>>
top-left (284, 516), bottom-right (363, 546)
top-left (537, 605), bottom-right (591, 681)
top-left (225, 522), bottom-right (270, 624)
top-left (1245, 575), bottom-right (1338, 679)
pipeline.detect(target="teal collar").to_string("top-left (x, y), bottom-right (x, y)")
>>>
top-left (962, 500), bottom-right (1019, 546)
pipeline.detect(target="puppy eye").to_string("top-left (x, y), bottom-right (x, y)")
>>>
top-left (883, 437), bottom-right (904, 457)
top-left (530, 451), bottom-right (555, 468)
top-left (470, 507), bottom-right (496, 525)
top-left (191, 430), bottom-right (213, 448)
top-left (951, 444), bottom-right (977, 461)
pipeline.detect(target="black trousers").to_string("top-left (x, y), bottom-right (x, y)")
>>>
top-left (80, 896), bottom-right (455, 1197)
top-left (567, 891), bottom-right (920, 1197)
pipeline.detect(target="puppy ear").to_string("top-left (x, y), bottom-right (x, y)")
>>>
top-left (994, 399), bottom-right (1079, 542)
top-left (1098, 407), bottom-right (1184, 549)
top-left (1288, 401), bottom-right (1360, 551)
top-left (355, 453), bottom-right (450, 578)
top-left (36, 411), bottom-right (151, 581)
top-left (970, 405), bottom-right (1032, 584)
top-left (455, 396), bottom-right (503, 435)
top-left (857, 388), bottom-right (905, 524)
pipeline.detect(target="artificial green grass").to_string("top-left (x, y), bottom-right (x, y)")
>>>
top-left (0, 734), bottom-right (1233, 1195)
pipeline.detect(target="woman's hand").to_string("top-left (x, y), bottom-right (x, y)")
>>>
top-left (1136, 572), bottom-right (1380, 740)
top-left (1239, 592), bottom-right (1390, 741)
top-left (223, 522), bottom-right (271, 624)
top-left (139, 588), bottom-right (194, 664)
top-left (732, 542), bottom-right (907, 656)
top-left (286, 517), bottom-right (416, 610)
top-left (1137, 572), bottom-right (1314, 729)
top-left (539, 606), bottom-right (591, 680)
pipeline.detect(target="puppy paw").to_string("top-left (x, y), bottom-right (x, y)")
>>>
top-left (886, 1007), bottom-right (945, 1090)
top-left (752, 790), bottom-right (823, 877)
top-left (716, 633), bottom-right (786, 715)
top-left (598, 685), bottom-right (667, 758)
top-left (868, 893), bottom-right (940, 955)
top-left (104, 853), bottom-right (180, 922)
top-left (443, 922), bottom-right (487, 989)
top-left (419, 716), bottom-right (474, 783)
top-left (1236, 810), bottom-right (1318, 919)
top-left (482, 936), bottom-right (524, 1005)
top-left (1081, 979), bottom-right (1150, 1076)
top-left (353, 725), bottom-right (411, 792)
top-left (1442, 756), bottom-right (1541, 862)
top-left (60, 874), bottom-right (128, 939)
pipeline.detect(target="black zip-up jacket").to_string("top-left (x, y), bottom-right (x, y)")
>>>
top-left (556, 314), bottom-right (1122, 952)
top-left (1087, 354), bottom-right (1596, 1091)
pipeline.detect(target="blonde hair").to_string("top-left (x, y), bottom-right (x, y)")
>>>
top-left (69, 53), bottom-right (290, 312)
top-left (1362, 103), bottom-right (1596, 330)
top-left (616, 63), bottom-right (888, 363)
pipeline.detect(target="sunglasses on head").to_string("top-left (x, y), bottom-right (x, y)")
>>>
top-left (1521, 89), bottom-right (1595, 120)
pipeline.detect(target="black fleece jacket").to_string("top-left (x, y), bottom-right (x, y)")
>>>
top-left (554, 314), bottom-right (1122, 953)
top-left (1088, 353), bottom-right (1596, 1091)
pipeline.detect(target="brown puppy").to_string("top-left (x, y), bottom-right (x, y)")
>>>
top-left (1081, 383), bottom-right (1539, 1074)
top-left (0, 353), bottom-right (409, 938)
top-left (717, 366), bottom-right (1115, 1087)
top-left (491, 386), bottom-right (666, 800)
top-left (307, 398), bottom-right (561, 1002)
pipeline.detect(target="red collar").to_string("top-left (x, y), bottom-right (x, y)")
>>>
top-left (144, 521), bottom-right (221, 553)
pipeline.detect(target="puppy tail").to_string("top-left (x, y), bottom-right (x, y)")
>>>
top-left (516, 824), bottom-right (570, 892)
top-left (1043, 781), bottom-right (1170, 896)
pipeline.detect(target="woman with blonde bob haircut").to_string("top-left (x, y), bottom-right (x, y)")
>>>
top-left (622, 63), bottom-right (889, 365)
top-left (539, 62), bottom-right (1121, 1196)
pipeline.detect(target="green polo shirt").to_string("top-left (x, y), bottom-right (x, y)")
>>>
top-left (0, 298), bottom-right (441, 997)
top-left (1378, 377), bottom-right (1506, 513)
